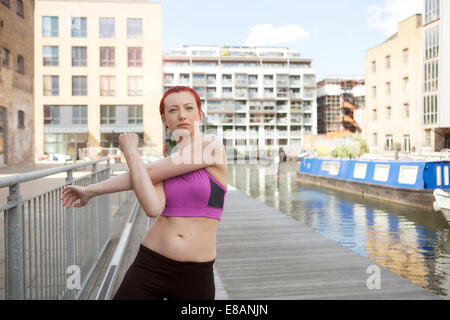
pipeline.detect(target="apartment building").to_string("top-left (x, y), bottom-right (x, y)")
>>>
top-left (423, 0), bottom-right (450, 150)
top-left (364, 14), bottom-right (423, 153)
top-left (34, 0), bottom-right (162, 161)
top-left (0, 0), bottom-right (34, 166)
top-left (163, 45), bottom-right (317, 155)
top-left (317, 79), bottom-right (365, 134)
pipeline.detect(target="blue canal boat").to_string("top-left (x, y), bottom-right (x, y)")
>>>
top-left (297, 158), bottom-right (450, 211)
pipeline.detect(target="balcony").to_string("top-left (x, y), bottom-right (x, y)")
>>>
top-left (249, 117), bottom-right (263, 124)
top-left (222, 79), bottom-right (233, 86)
top-left (263, 92), bottom-right (275, 99)
top-left (276, 105), bottom-right (289, 113)
top-left (207, 79), bottom-right (217, 86)
top-left (290, 93), bottom-right (302, 100)
top-left (235, 92), bottom-right (248, 99)
top-left (164, 78), bottom-right (174, 85)
top-left (248, 130), bottom-right (259, 138)
top-left (248, 79), bottom-right (258, 86)
top-left (207, 92), bottom-right (217, 98)
top-left (290, 80), bottom-right (301, 86)
top-left (235, 105), bottom-right (249, 112)
top-left (235, 79), bottom-right (248, 87)
top-left (193, 79), bottom-right (207, 87)
top-left (290, 131), bottom-right (302, 138)
top-left (222, 91), bottom-right (233, 98)
top-left (303, 80), bottom-right (316, 88)
top-left (277, 130), bottom-right (288, 137)
top-left (276, 80), bottom-right (289, 87)
top-left (277, 118), bottom-right (288, 125)
top-left (235, 117), bottom-right (247, 124)
top-left (223, 130), bottom-right (234, 139)
top-left (179, 79), bottom-right (190, 86)
top-left (263, 80), bottom-right (274, 86)
top-left (291, 117), bottom-right (302, 124)
top-left (248, 92), bottom-right (259, 99)
top-left (276, 91), bottom-right (288, 99)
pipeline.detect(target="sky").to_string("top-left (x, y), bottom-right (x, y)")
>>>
top-left (156, 0), bottom-right (424, 81)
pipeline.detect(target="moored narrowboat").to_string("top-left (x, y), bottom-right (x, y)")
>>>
top-left (297, 157), bottom-right (450, 211)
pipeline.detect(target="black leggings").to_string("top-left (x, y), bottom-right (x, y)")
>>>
top-left (112, 244), bottom-right (215, 300)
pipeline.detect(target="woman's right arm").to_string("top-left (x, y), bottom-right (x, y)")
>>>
top-left (61, 134), bottom-right (226, 208)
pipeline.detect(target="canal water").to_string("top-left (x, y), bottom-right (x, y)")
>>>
top-left (228, 160), bottom-right (450, 299)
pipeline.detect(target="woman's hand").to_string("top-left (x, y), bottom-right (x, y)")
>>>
top-left (61, 185), bottom-right (94, 208)
top-left (119, 133), bottom-right (139, 156)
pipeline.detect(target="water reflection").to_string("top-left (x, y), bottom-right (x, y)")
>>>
top-left (228, 160), bottom-right (450, 299)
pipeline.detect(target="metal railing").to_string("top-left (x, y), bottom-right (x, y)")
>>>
top-left (0, 158), bottom-right (134, 300)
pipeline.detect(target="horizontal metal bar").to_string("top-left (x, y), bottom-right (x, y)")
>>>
top-left (0, 158), bottom-right (111, 188)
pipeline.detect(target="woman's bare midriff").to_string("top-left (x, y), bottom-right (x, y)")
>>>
top-left (141, 215), bottom-right (219, 262)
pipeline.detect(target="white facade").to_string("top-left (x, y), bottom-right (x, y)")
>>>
top-left (423, 0), bottom-right (450, 150)
top-left (163, 45), bottom-right (317, 154)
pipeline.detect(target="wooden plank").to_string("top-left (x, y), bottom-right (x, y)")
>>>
top-left (215, 189), bottom-right (441, 300)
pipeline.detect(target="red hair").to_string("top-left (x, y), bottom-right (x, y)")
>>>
top-left (159, 86), bottom-right (203, 118)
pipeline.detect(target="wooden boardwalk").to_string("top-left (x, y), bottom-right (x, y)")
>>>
top-left (86, 186), bottom-right (440, 300)
top-left (214, 187), bottom-right (440, 300)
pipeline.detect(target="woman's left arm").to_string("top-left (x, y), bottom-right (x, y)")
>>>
top-left (120, 133), bottom-right (165, 218)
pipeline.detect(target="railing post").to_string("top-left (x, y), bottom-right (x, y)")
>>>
top-left (5, 183), bottom-right (25, 300)
top-left (65, 169), bottom-right (76, 300)
top-left (105, 160), bottom-right (112, 240)
top-left (91, 163), bottom-right (99, 258)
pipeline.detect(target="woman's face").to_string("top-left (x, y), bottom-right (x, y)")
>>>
top-left (162, 91), bottom-right (202, 139)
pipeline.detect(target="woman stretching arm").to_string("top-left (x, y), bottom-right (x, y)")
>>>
top-left (118, 132), bottom-right (165, 218)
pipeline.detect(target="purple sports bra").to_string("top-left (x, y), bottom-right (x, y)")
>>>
top-left (160, 168), bottom-right (227, 220)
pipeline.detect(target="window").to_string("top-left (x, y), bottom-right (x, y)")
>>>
top-left (99, 17), bottom-right (115, 38)
top-left (16, 0), bottom-right (24, 17)
top-left (72, 46), bottom-right (87, 66)
top-left (373, 133), bottom-right (378, 147)
top-left (128, 76), bottom-right (143, 96)
top-left (1, 48), bottom-right (10, 67)
top-left (372, 109), bottom-right (377, 121)
top-left (128, 105), bottom-right (143, 124)
top-left (101, 105), bottom-right (116, 124)
top-left (425, 130), bottom-right (431, 146)
top-left (1, 0), bottom-right (9, 7)
top-left (424, 60), bottom-right (439, 92)
top-left (43, 46), bottom-right (58, 66)
top-left (403, 48), bottom-right (409, 63)
top-left (423, 94), bottom-right (438, 125)
top-left (128, 47), bottom-right (142, 67)
top-left (72, 106), bottom-right (87, 124)
top-left (100, 76), bottom-right (115, 96)
top-left (371, 61), bottom-right (376, 73)
top-left (403, 77), bottom-right (409, 92)
top-left (403, 135), bottom-right (411, 153)
top-left (424, 0), bottom-right (440, 24)
top-left (43, 75), bottom-right (59, 96)
top-left (44, 105), bottom-right (60, 125)
top-left (424, 25), bottom-right (439, 60)
top-left (42, 16), bottom-right (58, 37)
top-left (71, 17), bottom-right (87, 38)
top-left (100, 47), bottom-right (115, 67)
top-left (72, 76), bottom-right (87, 96)
top-left (372, 86), bottom-right (377, 98)
top-left (18, 110), bottom-right (24, 129)
top-left (386, 82), bottom-right (391, 95)
top-left (17, 55), bottom-right (24, 74)
top-left (385, 55), bottom-right (391, 69)
top-left (127, 18), bottom-right (142, 39)
top-left (386, 106), bottom-right (392, 120)
top-left (385, 135), bottom-right (393, 151)
top-left (404, 103), bottom-right (410, 118)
